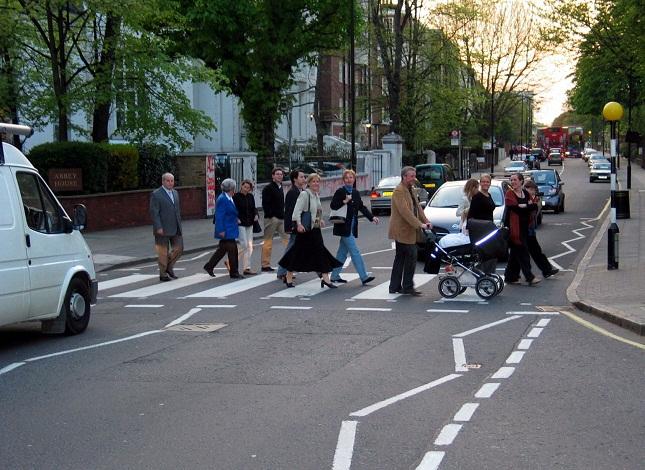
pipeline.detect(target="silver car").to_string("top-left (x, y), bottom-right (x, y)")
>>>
top-left (370, 176), bottom-right (429, 215)
top-left (423, 179), bottom-right (508, 242)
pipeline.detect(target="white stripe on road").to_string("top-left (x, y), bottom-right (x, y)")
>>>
top-left (350, 374), bottom-right (461, 417)
top-left (98, 274), bottom-right (157, 291)
top-left (536, 318), bottom-right (551, 327)
top-left (452, 338), bottom-right (468, 372)
top-left (506, 351), bottom-right (525, 364)
top-left (186, 273), bottom-right (275, 298)
top-left (491, 366), bottom-right (515, 379)
top-left (195, 304), bottom-right (237, 308)
top-left (125, 304), bottom-right (163, 308)
top-left (0, 362), bottom-right (26, 375)
top-left (506, 311), bottom-right (559, 315)
top-left (164, 308), bottom-right (201, 328)
top-left (416, 451), bottom-right (445, 470)
top-left (474, 382), bottom-right (500, 398)
top-left (270, 306), bottom-right (312, 310)
top-left (453, 315), bottom-right (521, 338)
top-left (434, 424), bottom-right (463, 446)
top-left (351, 275), bottom-right (435, 300)
top-left (346, 307), bottom-right (392, 312)
top-left (527, 327), bottom-right (544, 338)
top-left (517, 339), bottom-right (533, 350)
top-left (269, 274), bottom-right (360, 298)
top-left (427, 309), bottom-right (469, 313)
top-left (111, 274), bottom-right (214, 298)
top-left (453, 403), bottom-right (479, 422)
top-left (332, 420), bottom-right (357, 470)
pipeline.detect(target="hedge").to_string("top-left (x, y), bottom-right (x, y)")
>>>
top-left (105, 144), bottom-right (139, 191)
top-left (137, 143), bottom-right (176, 189)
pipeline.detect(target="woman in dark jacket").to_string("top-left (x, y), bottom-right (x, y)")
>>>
top-left (468, 173), bottom-right (496, 221)
top-left (329, 170), bottom-right (379, 285)
top-left (233, 179), bottom-right (258, 275)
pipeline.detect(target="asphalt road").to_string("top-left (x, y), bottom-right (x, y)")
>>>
top-left (1, 159), bottom-right (643, 470)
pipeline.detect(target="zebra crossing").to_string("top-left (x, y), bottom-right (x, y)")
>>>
top-left (98, 271), bottom-right (440, 301)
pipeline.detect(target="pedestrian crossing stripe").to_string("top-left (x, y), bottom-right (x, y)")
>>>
top-left (110, 273), bottom-right (217, 298)
top-left (185, 273), bottom-right (276, 298)
top-left (98, 274), bottom-right (158, 292)
top-left (351, 274), bottom-right (436, 300)
top-left (268, 274), bottom-right (360, 298)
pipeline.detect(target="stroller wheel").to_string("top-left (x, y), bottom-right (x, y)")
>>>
top-left (475, 276), bottom-right (498, 299)
top-left (491, 273), bottom-right (504, 295)
top-left (439, 277), bottom-right (462, 298)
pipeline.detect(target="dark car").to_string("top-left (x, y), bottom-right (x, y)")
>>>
top-left (530, 148), bottom-right (546, 162)
top-left (523, 169), bottom-right (565, 213)
top-left (370, 176), bottom-right (429, 215)
top-left (547, 152), bottom-right (563, 166)
top-left (415, 163), bottom-right (456, 198)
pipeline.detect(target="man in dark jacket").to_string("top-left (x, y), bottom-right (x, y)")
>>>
top-left (329, 169), bottom-right (379, 285)
top-left (149, 172), bottom-right (182, 282)
top-left (276, 169), bottom-right (306, 281)
top-left (261, 167), bottom-right (287, 271)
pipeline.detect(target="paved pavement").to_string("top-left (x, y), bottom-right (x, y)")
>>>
top-left (84, 157), bottom-right (645, 335)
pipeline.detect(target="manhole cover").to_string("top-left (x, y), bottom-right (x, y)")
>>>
top-left (463, 363), bottom-right (482, 369)
top-left (166, 323), bottom-right (227, 332)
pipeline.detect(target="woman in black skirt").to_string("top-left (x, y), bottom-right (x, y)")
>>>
top-left (278, 173), bottom-right (342, 288)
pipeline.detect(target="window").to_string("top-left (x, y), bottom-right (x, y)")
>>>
top-left (16, 172), bottom-right (65, 233)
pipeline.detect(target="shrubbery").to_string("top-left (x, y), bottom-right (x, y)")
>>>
top-left (105, 144), bottom-right (139, 191)
top-left (137, 143), bottom-right (176, 189)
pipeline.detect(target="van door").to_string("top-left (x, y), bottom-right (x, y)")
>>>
top-left (0, 169), bottom-right (30, 324)
top-left (14, 170), bottom-right (77, 318)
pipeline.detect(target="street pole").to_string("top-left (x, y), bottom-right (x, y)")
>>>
top-left (349, 0), bottom-right (356, 175)
top-left (490, 88), bottom-right (495, 174)
top-left (603, 101), bottom-right (623, 270)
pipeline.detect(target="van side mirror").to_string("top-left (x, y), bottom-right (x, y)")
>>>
top-left (63, 216), bottom-right (74, 233)
top-left (73, 204), bottom-right (88, 231)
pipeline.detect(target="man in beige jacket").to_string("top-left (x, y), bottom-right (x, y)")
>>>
top-left (388, 166), bottom-right (432, 295)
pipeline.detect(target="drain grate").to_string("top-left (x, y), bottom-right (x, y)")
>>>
top-left (166, 323), bottom-right (227, 332)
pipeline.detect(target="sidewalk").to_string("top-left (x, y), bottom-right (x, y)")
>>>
top-left (84, 157), bottom-right (645, 335)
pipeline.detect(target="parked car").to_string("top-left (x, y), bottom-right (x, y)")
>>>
top-left (547, 152), bottom-right (563, 166)
top-left (523, 169), bottom-right (565, 213)
top-left (587, 153), bottom-right (610, 168)
top-left (370, 176), bottom-right (429, 215)
top-left (422, 179), bottom-right (509, 243)
top-left (504, 160), bottom-right (528, 176)
top-left (415, 163), bottom-right (456, 198)
top-left (589, 162), bottom-right (611, 182)
top-left (530, 148), bottom-right (546, 162)
top-left (0, 124), bottom-right (97, 334)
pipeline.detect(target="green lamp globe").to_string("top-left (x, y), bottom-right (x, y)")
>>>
top-left (603, 102), bottom-right (624, 121)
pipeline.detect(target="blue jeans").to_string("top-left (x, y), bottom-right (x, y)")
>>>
top-left (331, 234), bottom-right (369, 281)
top-left (276, 233), bottom-right (297, 276)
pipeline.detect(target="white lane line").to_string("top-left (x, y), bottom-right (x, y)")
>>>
top-left (434, 424), bottom-right (463, 446)
top-left (520, 302), bottom-right (532, 306)
top-left (427, 309), bottom-right (469, 313)
top-left (352, 274), bottom-right (435, 300)
top-left (332, 420), bottom-right (357, 470)
top-left (346, 307), bottom-right (392, 312)
top-left (196, 304), bottom-right (237, 308)
top-left (517, 339), bottom-right (533, 350)
top-left (536, 318), bottom-right (551, 327)
top-left (125, 304), bottom-right (163, 308)
top-left (416, 451), bottom-right (445, 470)
top-left (182, 251), bottom-right (211, 261)
top-left (527, 327), bottom-right (544, 338)
top-left (350, 374), bottom-right (462, 417)
top-left (98, 274), bottom-right (157, 291)
top-left (452, 338), bottom-right (468, 372)
top-left (506, 311), bottom-right (557, 315)
top-left (434, 288), bottom-right (486, 303)
top-left (25, 330), bottom-right (163, 362)
top-left (453, 403), bottom-right (479, 422)
top-left (343, 258), bottom-right (351, 268)
top-left (506, 351), bottom-right (525, 364)
top-left (165, 308), bottom-right (202, 328)
top-left (112, 273), bottom-right (214, 298)
top-left (186, 273), bottom-right (275, 298)
top-left (474, 382), bottom-right (500, 398)
top-left (0, 362), bottom-right (26, 375)
top-left (371, 266), bottom-right (393, 270)
top-left (453, 315), bottom-right (521, 338)
top-left (269, 274), bottom-right (360, 298)
top-left (491, 366), bottom-right (515, 379)
top-left (270, 306), bottom-right (312, 310)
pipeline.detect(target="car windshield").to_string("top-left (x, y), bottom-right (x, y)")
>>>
top-left (507, 162), bottom-right (525, 168)
top-left (531, 171), bottom-right (557, 185)
top-left (593, 163), bottom-right (611, 170)
top-left (430, 185), bottom-right (504, 208)
top-left (416, 166), bottom-right (443, 181)
top-left (377, 176), bottom-right (401, 188)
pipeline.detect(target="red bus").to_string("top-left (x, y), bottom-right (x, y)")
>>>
top-left (537, 126), bottom-right (568, 151)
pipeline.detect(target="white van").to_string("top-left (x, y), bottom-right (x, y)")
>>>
top-left (0, 124), bottom-right (97, 334)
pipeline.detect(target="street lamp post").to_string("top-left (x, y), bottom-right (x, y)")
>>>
top-left (490, 88), bottom-right (495, 174)
top-left (602, 101), bottom-right (624, 270)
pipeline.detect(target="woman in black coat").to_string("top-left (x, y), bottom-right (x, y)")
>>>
top-left (329, 170), bottom-right (379, 285)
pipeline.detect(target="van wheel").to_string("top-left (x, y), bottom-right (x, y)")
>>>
top-left (63, 278), bottom-right (91, 335)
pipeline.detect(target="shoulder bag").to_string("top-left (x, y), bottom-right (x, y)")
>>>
top-left (300, 192), bottom-right (313, 231)
top-left (329, 203), bottom-right (348, 224)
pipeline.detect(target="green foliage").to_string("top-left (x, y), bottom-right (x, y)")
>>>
top-left (104, 144), bottom-right (139, 191)
top-left (136, 143), bottom-right (176, 189)
top-left (28, 142), bottom-right (109, 194)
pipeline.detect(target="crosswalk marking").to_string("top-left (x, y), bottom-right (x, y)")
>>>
top-left (98, 274), bottom-right (157, 292)
top-left (185, 273), bottom-right (276, 298)
top-left (110, 273), bottom-right (216, 298)
top-left (434, 287), bottom-right (487, 303)
top-left (351, 274), bottom-right (436, 300)
top-left (269, 274), bottom-right (360, 298)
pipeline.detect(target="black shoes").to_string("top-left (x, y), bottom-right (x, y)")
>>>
top-left (402, 289), bottom-right (423, 296)
top-left (321, 280), bottom-right (338, 289)
top-left (159, 275), bottom-right (171, 282)
top-left (544, 268), bottom-right (559, 278)
top-left (331, 277), bottom-right (348, 284)
top-left (166, 269), bottom-right (178, 279)
top-left (389, 288), bottom-right (401, 294)
top-left (230, 273), bottom-right (243, 279)
top-left (361, 276), bottom-right (375, 286)
top-left (261, 266), bottom-right (275, 272)
top-left (285, 282), bottom-right (295, 288)
top-left (203, 264), bottom-right (215, 277)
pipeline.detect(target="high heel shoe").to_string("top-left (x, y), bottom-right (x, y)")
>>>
top-left (285, 282), bottom-right (295, 288)
top-left (321, 280), bottom-right (337, 289)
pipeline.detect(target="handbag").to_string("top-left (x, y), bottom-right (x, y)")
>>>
top-left (300, 192), bottom-right (313, 231)
top-left (252, 220), bottom-right (262, 233)
top-left (329, 203), bottom-right (348, 224)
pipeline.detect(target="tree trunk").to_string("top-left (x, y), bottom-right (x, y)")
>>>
top-left (92, 14), bottom-right (121, 143)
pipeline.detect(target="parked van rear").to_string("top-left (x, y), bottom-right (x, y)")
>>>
top-left (0, 124), bottom-right (96, 334)
top-left (415, 163), bottom-right (456, 197)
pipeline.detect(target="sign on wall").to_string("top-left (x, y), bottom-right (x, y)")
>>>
top-left (48, 168), bottom-right (82, 192)
top-left (206, 155), bottom-right (216, 216)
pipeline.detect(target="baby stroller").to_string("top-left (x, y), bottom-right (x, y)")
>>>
top-left (423, 220), bottom-right (507, 300)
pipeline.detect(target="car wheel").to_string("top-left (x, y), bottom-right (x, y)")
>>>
top-left (63, 277), bottom-right (91, 335)
top-left (589, 178), bottom-right (593, 183)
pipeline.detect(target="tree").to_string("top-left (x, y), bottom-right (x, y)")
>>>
top-left (174, 0), bottom-right (353, 171)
